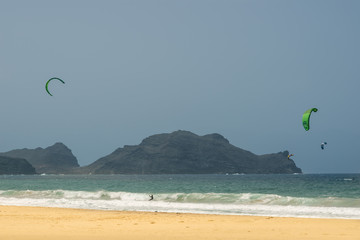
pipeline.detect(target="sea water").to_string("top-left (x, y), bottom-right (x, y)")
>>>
top-left (0, 174), bottom-right (359, 219)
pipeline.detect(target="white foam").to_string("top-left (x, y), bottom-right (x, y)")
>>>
top-left (1, 194), bottom-right (360, 219)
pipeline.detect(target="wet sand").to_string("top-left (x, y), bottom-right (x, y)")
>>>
top-left (1, 206), bottom-right (359, 240)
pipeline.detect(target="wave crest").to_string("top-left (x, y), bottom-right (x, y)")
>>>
top-left (1, 190), bottom-right (360, 208)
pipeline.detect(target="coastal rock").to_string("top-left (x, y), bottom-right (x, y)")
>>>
top-left (0, 142), bottom-right (79, 174)
top-left (0, 156), bottom-right (36, 175)
top-left (79, 130), bottom-right (302, 174)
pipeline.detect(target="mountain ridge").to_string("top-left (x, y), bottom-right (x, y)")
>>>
top-left (0, 131), bottom-right (302, 174)
top-left (0, 142), bottom-right (79, 174)
top-left (76, 130), bottom-right (302, 174)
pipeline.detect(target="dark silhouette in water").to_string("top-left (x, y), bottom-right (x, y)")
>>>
top-left (149, 194), bottom-right (154, 201)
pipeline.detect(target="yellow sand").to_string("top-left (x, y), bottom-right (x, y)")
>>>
top-left (1, 206), bottom-right (359, 240)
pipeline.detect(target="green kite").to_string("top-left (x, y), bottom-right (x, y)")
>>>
top-left (302, 108), bottom-right (318, 131)
top-left (46, 77), bottom-right (65, 96)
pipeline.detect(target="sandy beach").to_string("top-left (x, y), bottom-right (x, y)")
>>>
top-left (0, 206), bottom-right (359, 240)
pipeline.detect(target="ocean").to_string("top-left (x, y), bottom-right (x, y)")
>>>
top-left (0, 174), bottom-right (359, 219)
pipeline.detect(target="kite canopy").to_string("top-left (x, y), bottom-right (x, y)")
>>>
top-left (302, 108), bottom-right (318, 131)
top-left (45, 77), bottom-right (65, 96)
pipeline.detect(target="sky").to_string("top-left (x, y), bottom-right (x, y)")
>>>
top-left (1, 0), bottom-right (359, 173)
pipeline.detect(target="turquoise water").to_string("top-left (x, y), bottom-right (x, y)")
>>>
top-left (0, 174), bottom-right (359, 218)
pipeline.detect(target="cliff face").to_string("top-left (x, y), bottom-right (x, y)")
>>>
top-left (0, 156), bottom-right (36, 175)
top-left (79, 131), bottom-right (302, 174)
top-left (0, 143), bottom-right (79, 174)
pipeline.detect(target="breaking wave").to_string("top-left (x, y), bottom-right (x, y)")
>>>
top-left (1, 190), bottom-right (360, 219)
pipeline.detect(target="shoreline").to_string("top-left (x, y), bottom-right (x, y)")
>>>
top-left (1, 205), bottom-right (360, 240)
top-left (1, 203), bottom-right (360, 220)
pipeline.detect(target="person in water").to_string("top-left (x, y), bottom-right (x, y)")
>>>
top-left (149, 194), bottom-right (154, 201)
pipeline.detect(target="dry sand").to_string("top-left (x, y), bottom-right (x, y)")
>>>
top-left (1, 206), bottom-right (359, 240)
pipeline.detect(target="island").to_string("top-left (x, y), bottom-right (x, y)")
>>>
top-left (1, 131), bottom-right (302, 174)
top-left (76, 130), bottom-right (302, 174)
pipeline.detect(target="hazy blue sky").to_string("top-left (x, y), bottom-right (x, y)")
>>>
top-left (1, 0), bottom-right (359, 173)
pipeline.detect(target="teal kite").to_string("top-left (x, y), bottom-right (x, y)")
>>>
top-left (302, 108), bottom-right (318, 131)
top-left (46, 77), bottom-right (65, 96)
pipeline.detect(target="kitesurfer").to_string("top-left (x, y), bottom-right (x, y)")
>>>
top-left (149, 194), bottom-right (154, 201)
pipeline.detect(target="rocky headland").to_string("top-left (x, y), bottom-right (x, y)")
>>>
top-left (0, 142), bottom-right (79, 174)
top-left (1, 131), bottom-right (302, 174)
top-left (77, 130), bottom-right (302, 174)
